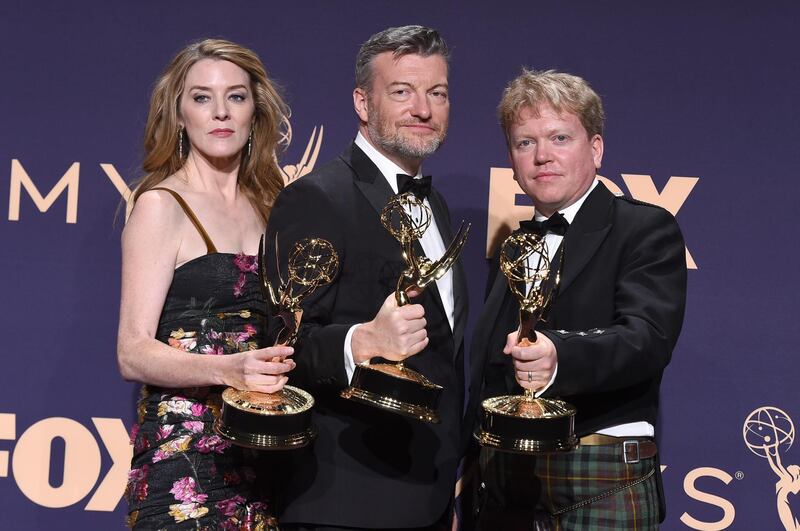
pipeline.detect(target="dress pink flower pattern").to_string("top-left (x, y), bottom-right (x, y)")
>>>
top-left (125, 253), bottom-right (278, 530)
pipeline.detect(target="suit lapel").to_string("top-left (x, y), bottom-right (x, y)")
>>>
top-left (342, 143), bottom-right (396, 217)
top-left (468, 262), bottom-right (518, 411)
top-left (428, 190), bottom-right (468, 353)
top-left (344, 143), bottom-right (435, 300)
top-left (481, 265), bottom-right (511, 340)
top-left (558, 183), bottom-right (614, 295)
top-left (427, 190), bottom-right (452, 242)
top-left (342, 143), bottom-right (452, 337)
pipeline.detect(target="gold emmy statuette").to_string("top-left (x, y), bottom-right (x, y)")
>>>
top-left (341, 193), bottom-right (470, 423)
top-left (215, 236), bottom-right (339, 450)
top-left (475, 232), bottom-right (578, 453)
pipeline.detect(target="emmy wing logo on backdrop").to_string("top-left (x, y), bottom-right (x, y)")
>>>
top-left (279, 125), bottom-right (324, 185)
top-left (743, 407), bottom-right (800, 530)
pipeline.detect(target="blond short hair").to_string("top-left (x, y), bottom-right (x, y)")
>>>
top-left (498, 68), bottom-right (604, 139)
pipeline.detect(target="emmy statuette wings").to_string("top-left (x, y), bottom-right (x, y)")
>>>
top-left (215, 235), bottom-right (339, 450)
top-left (475, 231), bottom-right (578, 453)
top-left (341, 192), bottom-right (470, 423)
top-left (279, 125), bottom-right (324, 184)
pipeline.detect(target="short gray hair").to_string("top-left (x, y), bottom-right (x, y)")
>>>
top-left (355, 25), bottom-right (450, 91)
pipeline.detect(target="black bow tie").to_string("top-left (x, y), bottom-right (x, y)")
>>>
top-left (397, 174), bottom-right (432, 199)
top-left (519, 212), bottom-right (570, 236)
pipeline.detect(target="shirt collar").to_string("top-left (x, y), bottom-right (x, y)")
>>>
top-left (534, 179), bottom-right (598, 223)
top-left (355, 131), bottom-right (422, 194)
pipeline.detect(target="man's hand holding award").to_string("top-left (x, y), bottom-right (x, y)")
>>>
top-left (475, 231), bottom-right (578, 453)
top-left (341, 192), bottom-right (469, 423)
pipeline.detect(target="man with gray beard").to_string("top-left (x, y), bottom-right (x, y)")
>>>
top-left (266, 25), bottom-right (470, 530)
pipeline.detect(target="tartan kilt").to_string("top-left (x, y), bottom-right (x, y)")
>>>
top-left (476, 444), bottom-right (660, 530)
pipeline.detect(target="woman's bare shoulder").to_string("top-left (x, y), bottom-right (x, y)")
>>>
top-left (124, 183), bottom-right (190, 240)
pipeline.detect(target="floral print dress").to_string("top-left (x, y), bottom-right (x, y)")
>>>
top-left (126, 252), bottom-right (278, 530)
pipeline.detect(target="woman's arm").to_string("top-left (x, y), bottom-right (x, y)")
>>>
top-left (116, 189), bottom-right (294, 393)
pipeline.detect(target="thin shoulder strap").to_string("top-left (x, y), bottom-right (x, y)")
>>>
top-left (150, 187), bottom-right (218, 254)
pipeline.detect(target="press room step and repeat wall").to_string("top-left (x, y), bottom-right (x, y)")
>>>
top-left (1, 2), bottom-right (798, 529)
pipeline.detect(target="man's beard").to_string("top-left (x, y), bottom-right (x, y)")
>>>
top-left (367, 112), bottom-right (447, 161)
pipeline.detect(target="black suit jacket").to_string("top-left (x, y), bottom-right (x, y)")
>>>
top-left (266, 142), bottom-right (469, 528)
top-left (470, 182), bottom-right (687, 439)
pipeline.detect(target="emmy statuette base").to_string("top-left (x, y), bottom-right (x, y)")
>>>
top-left (340, 362), bottom-right (442, 423)
top-left (214, 420), bottom-right (317, 451)
top-left (475, 395), bottom-right (578, 454)
top-left (216, 385), bottom-right (317, 450)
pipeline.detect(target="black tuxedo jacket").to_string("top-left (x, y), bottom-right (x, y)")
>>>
top-left (265, 142), bottom-right (469, 528)
top-left (470, 182), bottom-right (687, 439)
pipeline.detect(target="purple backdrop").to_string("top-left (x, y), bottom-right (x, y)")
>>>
top-left (1, 1), bottom-right (798, 529)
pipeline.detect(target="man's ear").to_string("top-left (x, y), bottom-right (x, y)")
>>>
top-left (353, 87), bottom-right (369, 123)
top-left (591, 134), bottom-right (604, 169)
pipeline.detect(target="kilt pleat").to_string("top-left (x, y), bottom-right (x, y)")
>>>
top-left (478, 444), bottom-right (659, 530)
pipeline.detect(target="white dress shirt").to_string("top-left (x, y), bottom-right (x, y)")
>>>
top-left (342, 132), bottom-right (455, 382)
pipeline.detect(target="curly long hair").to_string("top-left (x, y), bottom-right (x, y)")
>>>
top-left (133, 38), bottom-right (290, 223)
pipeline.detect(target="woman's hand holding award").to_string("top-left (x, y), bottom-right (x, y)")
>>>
top-left (215, 235), bottom-right (339, 449)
